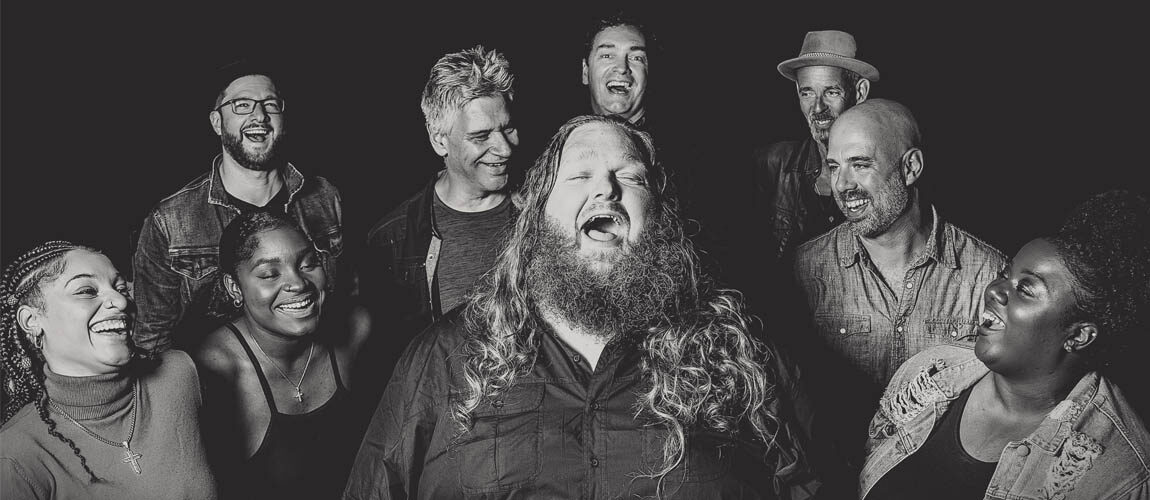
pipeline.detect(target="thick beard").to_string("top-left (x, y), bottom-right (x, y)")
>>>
top-left (843, 171), bottom-right (910, 238)
top-left (222, 128), bottom-right (283, 172)
top-left (525, 214), bottom-right (690, 342)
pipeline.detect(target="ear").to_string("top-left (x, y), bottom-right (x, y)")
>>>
top-left (222, 273), bottom-right (242, 304)
top-left (1065, 322), bottom-right (1099, 352)
top-left (209, 110), bottom-right (223, 137)
top-left (427, 123), bottom-right (449, 158)
top-left (581, 58), bottom-right (590, 86)
top-left (855, 78), bottom-right (871, 104)
top-left (16, 305), bottom-right (42, 338)
top-left (902, 148), bottom-right (924, 186)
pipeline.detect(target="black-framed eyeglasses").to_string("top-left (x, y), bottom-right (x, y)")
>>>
top-left (215, 97), bottom-right (285, 115)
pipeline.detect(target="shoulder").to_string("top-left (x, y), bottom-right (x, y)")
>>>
top-left (190, 326), bottom-right (242, 379)
top-left (0, 403), bottom-right (43, 438)
top-left (390, 308), bottom-right (470, 385)
top-left (366, 186), bottom-right (427, 245)
top-left (299, 173), bottom-right (343, 199)
top-left (885, 345), bottom-right (980, 395)
top-left (793, 224), bottom-right (844, 268)
top-left (753, 140), bottom-right (803, 170)
top-left (943, 221), bottom-right (1007, 267)
top-left (1084, 376), bottom-right (1150, 470)
top-left (147, 350), bottom-right (205, 401)
top-left (150, 172), bottom-right (212, 213)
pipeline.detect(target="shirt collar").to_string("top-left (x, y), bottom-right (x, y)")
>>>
top-left (207, 154), bottom-right (305, 208)
top-left (835, 205), bottom-right (955, 269)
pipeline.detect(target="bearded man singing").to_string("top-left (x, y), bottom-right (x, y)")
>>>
top-left (343, 115), bottom-right (818, 499)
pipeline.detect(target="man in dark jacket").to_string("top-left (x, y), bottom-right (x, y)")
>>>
top-left (132, 61), bottom-right (344, 355)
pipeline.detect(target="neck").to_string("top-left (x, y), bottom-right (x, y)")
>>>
top-left (858, 198), bottom-right (930, 267)
top-left (237, 317), bottom-right (312, 361)
top-left (219, 155), bottom-right (284, 207)
top-left (435, 171), bottom-right (506, 212)
top-left (988, 367), bottom-right (1081, 416)
top-left (539, 307), bottom-right (609, 371)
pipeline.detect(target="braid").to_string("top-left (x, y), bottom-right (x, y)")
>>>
top-left (2, 240), bottom-right (100, 483)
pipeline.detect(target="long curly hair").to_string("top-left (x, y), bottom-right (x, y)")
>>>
top-left (455, 115), bottom-right (803, 494)
top-left (1, 241), bottom-right (101, 482)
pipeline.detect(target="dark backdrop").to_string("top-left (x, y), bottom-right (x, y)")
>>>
top-left (3, 3), bottom-right (1142, 282)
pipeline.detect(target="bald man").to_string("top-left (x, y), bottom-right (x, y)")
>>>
top-left (789, 99), bottom-right (1005, 470)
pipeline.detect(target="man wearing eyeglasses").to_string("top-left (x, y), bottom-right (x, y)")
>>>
top-left (131, 60), bottom-right (345, 355)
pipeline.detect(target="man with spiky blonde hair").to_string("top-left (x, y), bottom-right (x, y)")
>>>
top-left (364, 45), bottom-right (519, 368)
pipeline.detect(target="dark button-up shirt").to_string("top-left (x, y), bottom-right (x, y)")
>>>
top-left (793, 206), bottom-right (1005, 389)
top-left (344, 311), bottom-right (816, 499)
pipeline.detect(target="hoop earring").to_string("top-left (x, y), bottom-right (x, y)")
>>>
top-left (1063, 343), bottom-right (1073, 353)
top-left (233, 297), bottom-right (243, 309)
top-left (27, 333), bottom-right (43, 350)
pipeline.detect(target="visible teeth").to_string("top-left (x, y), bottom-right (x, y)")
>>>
top-left (91, 319), bottom-right (128, 333)
top-left (279, 297), bottom-right (314, 311)
top-left (980, 310), bottom-right (1005, 328)
top-left (844, 199), bottom-right (869, 210)
top-left (606, 81), bottom-right (631, 90)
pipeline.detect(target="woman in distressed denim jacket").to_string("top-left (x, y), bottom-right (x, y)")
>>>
top-left (860, 190), bottom-right (1150, 500)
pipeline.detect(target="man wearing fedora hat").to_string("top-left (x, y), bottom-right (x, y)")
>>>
top-left (753, 30), bottom-right (879, 268)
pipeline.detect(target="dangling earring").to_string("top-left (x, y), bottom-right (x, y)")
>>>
top-left (27, 333), bottom-right (43, 350)
top-left (233, 296), bottom-right (243, 309)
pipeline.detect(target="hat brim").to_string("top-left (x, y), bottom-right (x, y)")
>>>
top-left (777, 54), bottom-right (880, 82)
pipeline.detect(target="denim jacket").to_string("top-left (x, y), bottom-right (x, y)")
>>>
top-left (862, 345), bottom-right (1150, 499)
top-left (132, 156), bottom-right (344, 355)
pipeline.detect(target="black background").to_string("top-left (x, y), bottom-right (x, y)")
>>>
top-left (3, 2), bottom-right (1143, 282)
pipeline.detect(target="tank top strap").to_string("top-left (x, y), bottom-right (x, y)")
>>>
top-left (227, 322), bottom-right (280, 415)
top-left (327, 344), bottom-right (347, 393)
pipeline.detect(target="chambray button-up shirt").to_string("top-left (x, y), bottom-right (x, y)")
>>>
top-left (793, 207), bottom-right (1005, 389)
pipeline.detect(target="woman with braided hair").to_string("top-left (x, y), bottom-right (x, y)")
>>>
top-left (0, 241), bottom-right (217, 499)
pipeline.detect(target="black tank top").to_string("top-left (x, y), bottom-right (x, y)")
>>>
top-left (227, 323), bottom-right (357, 500)
top-left (866, 386), bottom-right (998, 499)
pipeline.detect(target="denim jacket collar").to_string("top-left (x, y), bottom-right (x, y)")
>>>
top-left (206, 154), bottom-right (306, 210)
top-left (835, 205), bottom-right (956, 270)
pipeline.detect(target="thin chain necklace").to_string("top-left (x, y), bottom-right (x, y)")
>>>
top-left (247, 330), bottom-right (315, 403)
top-left (48, 379), bottom-right (143, 474)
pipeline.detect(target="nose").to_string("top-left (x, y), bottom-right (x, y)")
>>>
top-left (591, 173), bottom-right (622, 201)
top-left (282, 269), bottom-right (312, 293)
top-left (490, 130), bottom-right (514, 157)
top-left (833, 165), bottom-right (856, 194)
top-left (986, 276), bottom-right (1009, 306)
top-left (812, 95), bottom-right (827, 114)
top-left (107, 289), bottom-right (130, 311)
top-left (250, 102), bottom-right (270, 122)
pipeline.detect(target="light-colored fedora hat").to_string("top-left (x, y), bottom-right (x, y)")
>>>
top-left (777, 30), bottom-right (880, 82)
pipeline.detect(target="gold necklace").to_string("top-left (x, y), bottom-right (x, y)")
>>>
top-left (48, 379), bottom-right (143, 474)
top-left (247, 331), bottom-right (315, 403)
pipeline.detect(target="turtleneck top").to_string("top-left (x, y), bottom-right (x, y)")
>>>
top-left (1, 350), bottom-right (217, 499)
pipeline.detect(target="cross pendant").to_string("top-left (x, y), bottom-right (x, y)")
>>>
top-left (121, 441), bottom-right (142, 474)
top-left (293, 387), bottom-right (304, 402)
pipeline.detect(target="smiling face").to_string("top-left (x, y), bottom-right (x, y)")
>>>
top-left (543, 122), bottom-right (652, 272)
top-left (434, 95), bottom-right (518, 196)
top-left (25, 250), bottom-right (134, 376)
top-left (796, 66), bottom-right (857, 145)
top-left (582, 25), bottom-right (649, 123)
top-left (975, 238), bottom-right (1080, 377)
top-left (211, 74), bottom-right (285, 171)
top-left (228, 226), bottom-right (327, 339)
top-left (826, 112), bottom-right (912, 238)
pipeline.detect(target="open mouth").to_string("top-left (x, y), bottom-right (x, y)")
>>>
top-left (841, 197), bottom-right (871, 214)
top-left (90, 317), bottom-right (131, 336)
top-left (580, 213), bottom-right (626, 243)
top-left (277, 294), bottom-right (318, 314)
top-left (243, 127), bottom-right (271, 143)
top-left (482, 161), bottom-right (508, 174)
top-left (979, 310), bottom-right (1005, 332)
top-left (606, 81), bottom-right (632, 95)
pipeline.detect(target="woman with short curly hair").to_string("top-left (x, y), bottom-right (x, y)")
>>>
top-left (861, 190), bottom-right (1150, 499)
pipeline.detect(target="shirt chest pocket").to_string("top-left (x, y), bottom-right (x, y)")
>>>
top-left (924, 317), bottom-right (978, 346)
top-left (453, 383), bottom-right (544, 494)
top-left (814, 314), bottom-right (873, 358)
top-left (168, 247), bottom-right (219, 281)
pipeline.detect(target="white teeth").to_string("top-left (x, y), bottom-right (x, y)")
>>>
top-left (91, 319), bottom-right (128, 334)
top-left (606, 81), bottom-right (631, 90)
top-left (278, 297), bottom-right (314, 311)
top-left (980, 310), bottom-right (1005, 329)
top-left (844, 199), bottom-right (869, 210)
